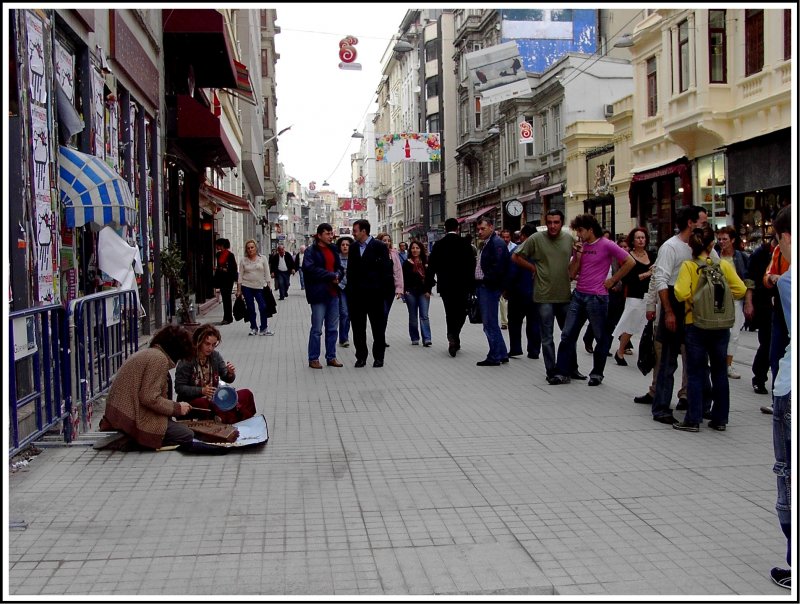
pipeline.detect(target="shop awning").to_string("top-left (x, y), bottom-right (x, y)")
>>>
top-left (518, 190), bottom-right (539, 203)
top-left (177, 94), bottom-right (239, 168)
top-left (630, 161), bottom-right (688, 184)
top-left (58, 146), bottom-right (137, 228)
top-left (163, 9), bottom-right (238, 89)
top-left (628, 158), bottom-right (691, 217)
top-left (538, 183), bottom-right (563, 196)
top-left (402, 222), bottom-right (423, 234)
top-left (229, 60), bottom-right (256, 104)
top-left (458, 204), bottom-right (497, 224)
top-left (199, 181), bottom-right (252, 213)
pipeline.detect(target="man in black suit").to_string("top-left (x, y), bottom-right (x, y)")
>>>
top-left (269, 244), bottom-right (296, 300)
top-left (425, 218), bottom-right (476, 357)
top-left (346, 219), bottom-right (394, 367)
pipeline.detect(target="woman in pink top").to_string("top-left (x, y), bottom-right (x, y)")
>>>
top-left (378, 232), bottom-right (405, 346)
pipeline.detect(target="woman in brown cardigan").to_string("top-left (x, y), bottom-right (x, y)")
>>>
top-left (99, 325), bottom-right (195, 449)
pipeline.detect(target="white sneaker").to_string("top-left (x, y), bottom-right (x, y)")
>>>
top-left (259, 328), bottom-right (274, 336)
top-left (727, 366), bottom-right (741, 379)
top-left (248, 329), bottom-right (258, 336)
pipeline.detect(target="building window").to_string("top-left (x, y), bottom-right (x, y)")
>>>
top-left (424, 40), bottom-right (438, 63)
top-left (429, 194), bottom-right (442, 225)
top-left (785, 9), bottom-right (791, 61)
top-left (646, 56), bottom-right (658, 116)
top-left (524, 114), bottom-right (534, 157)
top-left (262, 99), bottom-right (270, 127)
top-left (427, 113), bottom-right (440, 135)
top-left (460, 99), bottom-right (469, 135)
top-left (678, 20), bottom-right (690, 92)
top-left (551, 104), bottom-right (561, 148)
top-left (425, 75), bottom-right (439, 99)
top-left (708, 10), bottom-right (727, 83)
top-left (745, 9), bottom-right (764, 77)
top-left (540, 111), bottom-right (548, 153)
top-left (261, 49), bottom-right (270, 77)
top-left (474, 97), bottom-right (481, 129)
top-left (506, 123), bottom-right (518, 162)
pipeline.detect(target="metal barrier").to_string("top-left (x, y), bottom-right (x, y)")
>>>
top-left (68, 289), bottom-right (140, 437)
top-left (8, 304), bottom-right (71, 457)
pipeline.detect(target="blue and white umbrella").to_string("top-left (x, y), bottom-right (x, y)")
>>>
top-left (58, 146), bottom-right (137, 228)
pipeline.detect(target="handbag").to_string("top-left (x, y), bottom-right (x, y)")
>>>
top-left (637, 319), bottom-right (656, 376)
top-left (232, 294), bottom-right (247, 322)
top-left (467, 291), bottom-right (482, 324)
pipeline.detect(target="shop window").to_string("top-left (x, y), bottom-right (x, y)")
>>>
top-left (585, 196), bottom-right (614, 234)
top-left (696, 152), bottom-right (727, 231)
top-left (646, 56), bottom-right (658, 116)
top-left (678, 20), bottom-right (690, 92)
top-left (745, 9), bottom-right (764, 77)
top-left (708, 10), bottom-right (727, 83)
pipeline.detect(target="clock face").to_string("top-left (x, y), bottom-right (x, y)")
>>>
top-left (507, 200), bottom-right (523, 216)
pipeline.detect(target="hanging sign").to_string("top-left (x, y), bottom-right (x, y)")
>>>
top-left (338, 35), bottom-right (362, 71)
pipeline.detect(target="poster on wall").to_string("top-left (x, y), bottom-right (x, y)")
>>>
top-left (91, 68), bottom-right (105, 158)
top-left (54, 39), bottom-right (75, 103)
top-left (466, 42), bottom-right (532, 106)
top-left (26, 12), bottom-right (47, 104)
top-left (13, 316), bottom-right (38, 361)
top-left (30, 104), bottom-right (51, 198)
top-left (374, 132), bottom-right (441, 163)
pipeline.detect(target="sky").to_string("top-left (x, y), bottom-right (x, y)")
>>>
top-left (273, 3), bottom-right (410, 196)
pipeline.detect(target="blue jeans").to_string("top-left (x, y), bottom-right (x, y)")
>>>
top-left (241, 285), bottom-right (268, 331)
top-left (405, 291), bottom-right (431, 343)
top-left (338, 289), bottom-right (350, 344)
top-left (477, 284), bottom-right (508, 362)
top-left (538, 302), bottom-right (568, 377)
top-left (308, 296), bottom-right (339, 362)
top-left (684, 325), bottom-right (730, 425)
top-left (773, 392), bottom-right (792, 565)
top-left (652, 290), bottom-right (685, 418)
top-left (555, 291), bottom-right (610, 379)
top-left (276, 271), bottom-right (290, 299)
top-left (298, 269), bottom-right (305, 289)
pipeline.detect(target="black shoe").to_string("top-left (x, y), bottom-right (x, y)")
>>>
top-left (384, 342), bottom-right (390, 348)
top-left (527, 352), bottom-right (539, 359)
top-left (584, 343), bottom-right (594, 354)
top-left (500, 357), bottom-right (509, 363)
top-left (220, 319), bottom-right (233, 325)
top-left (546, 375), bottom-right (570, 385)
top-left (448, 343), bottom-right (457, 357)
top-left (476, 359), bottom-right (501, 366)
top-left (653, 414), bottom-right (676, 425)
top-left (570, 371), bottom-right (587, 380)
top-left (373, 359), bottom-right (384, 367)
top-left (588, 377), bottom-right (602, 386)
top-left (672, 420), bottom-right (699, 432)
top-left (675, 398), bottom-right (688, 410)
top-left (614, 353), bottom-right (628, 366)
top-left (753, 382), bottom-right (769, 395)
top-left (634, 393), bottom-right (654, 405)
top-left (770, 567), bottom-right (791, 589)
top-left (423, 341), bottom-right (432, 347)
top-left (625, 341), bottom-right (634, 351)
top-left (707, 422), bottom-right (726, 431)
top-left (760, 405), bottom-right (774, 415)
top-left (354, 359), bottom-right (367, 368)
top-left (508, 351), bottom-right (523, 358)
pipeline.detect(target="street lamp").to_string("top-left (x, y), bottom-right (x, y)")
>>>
top-left (351, 129), bottom-right (364, 139)
top-left (614, 34), bottom-right (634, 48)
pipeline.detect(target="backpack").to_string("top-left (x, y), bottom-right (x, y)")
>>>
top-left (690, 258), bottom-right (735, 330)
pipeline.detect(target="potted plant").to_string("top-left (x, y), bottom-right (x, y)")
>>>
top-left (159, 242), bottom-right (196, 327)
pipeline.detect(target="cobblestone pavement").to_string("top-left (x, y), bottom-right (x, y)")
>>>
top-left (7, 277), bottom-right (791, 597)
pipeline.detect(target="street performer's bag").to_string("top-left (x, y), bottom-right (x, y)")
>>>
top-left (689, 258), bottom-right (735, 330)
top-left (467, 292), bottom-right (482, 324)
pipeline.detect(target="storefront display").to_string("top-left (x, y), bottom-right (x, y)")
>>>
top-left (695, 152), bottom-right (727, 231)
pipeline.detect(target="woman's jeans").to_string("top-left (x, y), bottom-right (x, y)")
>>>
top-left (772, 391), bottom-right (792, 565)
top-left (308, 296), bottom-right (339, 362)
top-left (405, 291), bottom-right (431, 343)
top-left (684, 324), bottom-right (730, 425)
top-left (338, 289), bottom-right (350, 344)
top-left (241, 285), bottom-right (268, 331)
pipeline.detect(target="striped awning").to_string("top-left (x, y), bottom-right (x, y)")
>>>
top-left (58, 146), bottom-right (137, 228)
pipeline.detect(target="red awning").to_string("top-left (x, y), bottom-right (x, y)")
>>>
top-left (163, 9), bottom-right (237, 89)
top-left (177, 95), bottom-right (239, 168)
top-left (630, 161), bottom-right (689, 184)
top-left (230, 60), bottom-right (255, 104)
top-left (402, 222), bottom-right (423, 234)
top-left (538, 183), bottom-right (563, 196)
top-left (199, 181), bottom-right (251, 213)
top-left (458, 204), bottom-right (497, 224)
top-left (518, 190), bottom-right (538, 203)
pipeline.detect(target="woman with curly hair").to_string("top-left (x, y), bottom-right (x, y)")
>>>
top-left (402, 240), bottom-right (432, 346)
top-left (175, 323), bottom-right (257, 424)
top-left (99, 325), bottom-right (195, 449)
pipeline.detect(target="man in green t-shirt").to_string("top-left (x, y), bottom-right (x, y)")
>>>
top-left (512, 209), bottom-right (578, 382)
